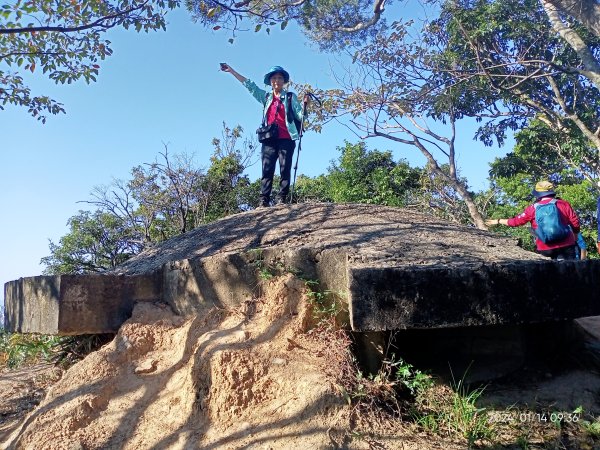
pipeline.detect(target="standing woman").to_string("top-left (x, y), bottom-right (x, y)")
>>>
top-left (220, 63), bottom-right (305, 207)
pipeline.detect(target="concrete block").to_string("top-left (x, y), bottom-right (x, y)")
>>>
top-left (58, 273), bottom-right (162, 334)
top-left (348, 260), bottom-right (600, 331)
top-left (4, 273), bottom-right (162, 335)
top-left (163, 253), bottom-right (265, 315)
top-left (4, 276), bottom-right (60, 334)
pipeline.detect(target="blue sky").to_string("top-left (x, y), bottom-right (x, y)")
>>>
top-left (0, 5), bottom-right (510, 288)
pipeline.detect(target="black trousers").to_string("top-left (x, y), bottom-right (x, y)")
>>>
top-left (538, 244), bottom-right (577, 260)
top-left (260, 139), bottom-right (296, 205)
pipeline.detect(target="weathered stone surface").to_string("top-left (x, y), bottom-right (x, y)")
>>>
top-left (113, 203), bottom-right (543, 276)
top-left (4, 203), bottom-right (598, 335)
top-left (4, 276), bottom-right (60, 334)
top-left (4, 273), bottom-right (162, 335)
top-left (161, 248), bottom-right (348, 317)
top-left (348, 260), bottom-right (600, 331)
top-left (57, 274), bottom-right (162, 334)
top-left (162, 254), bottom-right (258, 316)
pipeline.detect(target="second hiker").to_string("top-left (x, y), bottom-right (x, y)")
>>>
top-left (220, 63), bottom-right (305, 207)
top-left (485, 181), bottom-right (580, 260)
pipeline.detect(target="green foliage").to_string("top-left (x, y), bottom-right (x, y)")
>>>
top-left (326, 141), bottom-right (422, 206)
top-left (582, 418), bottom-right (600, 437)
top-left (486, 119), bottom-right (599, 255)
top-left (249, 249), bottom-right (276, 280)
top-left (292, 141), bottom-right (429, 211)
top-left (417, 166), bottom-right (478, 225)
top-left (0, 330), bottom-right (62, 368)
top-left (0, 327), bottom-right (112, 369)
top-left (1, 0), bottom-right (179, 121)
top-left (392, 357), bottom-right (433, 397)
top-left (41, 210), bottom-right (142, 274)
top-left (292, 174), bottom-right (333, 203)
top-left (415, 378), bottom-right (493, 446)
top-left (344, 352), bottom-right (434, 421)
top-left (303, 278), bottom-right (344, 324)
top-left (290, 141), bottom-right (423, 207)
top-left (52, 334), bottom-right (114, 367)
top-left (43, 123), bottom-right (257, 274)
top-left (202, 124), bottom-right (258, 221)
top-left (426, 0), bottom-right (600, 162)
top-left (186, 0), bottom-right (386, 49)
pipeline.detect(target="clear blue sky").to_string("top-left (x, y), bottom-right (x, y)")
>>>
top-left (0, 6), bottom-right (509, 288)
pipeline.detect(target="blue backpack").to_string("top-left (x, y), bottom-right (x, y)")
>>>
top-left (533, 198), bottom-right (571, 244)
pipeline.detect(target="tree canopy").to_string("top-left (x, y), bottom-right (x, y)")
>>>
top-left (185, 0), bottom-right (388, 48)
top-left (1, 0), bottom-right (178, 121)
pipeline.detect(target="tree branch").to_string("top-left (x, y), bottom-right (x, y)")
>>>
top-left (545, 0), bottom-right (600, 37)
top-left (540, 0), bottom-right (600, 88)
top-left (0, 2), bottom-right (149, 35)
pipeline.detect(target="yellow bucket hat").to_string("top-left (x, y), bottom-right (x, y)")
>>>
top-left (532, 180), bottom-right (556, 198)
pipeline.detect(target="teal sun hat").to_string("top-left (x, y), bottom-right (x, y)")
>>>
top-left (263, 65), bottom-right (290, 85)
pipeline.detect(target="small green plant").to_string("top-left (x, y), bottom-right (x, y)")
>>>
top-left (516, 434), bottom-right (531, 449)
top-left (0, 329), bottom-right (62, 368)
top-left (416, 413), bottom-right (440, 432)
top-left (0, 328), bottom-right (114, 369)
top-left (303, 278), bottom-right (344, 325)
top-left (578, 406), bottom-right (600, 438)
top-left (413, 372), bottom-right (494, 446)
top-left (349, 366), bottom-right (403, 416)
top-left (248, 249), bottom-right (275, 280)
top-left (449, 379), bottom-right (492, 445)
top-left (248, 249), bottom-right (299, 281)
top-left (392, 356), bottom-right (433, 397)
top-left (52, 334), bottom-right (114, 367)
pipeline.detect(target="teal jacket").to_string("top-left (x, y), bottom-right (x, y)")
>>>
top-left (243, 79), bottom-right (304, 141)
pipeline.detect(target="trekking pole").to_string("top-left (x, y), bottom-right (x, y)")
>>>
top-left (290, 95), bottom-right (308, 203)
top-left (290, 92), bottom-right (322, 203)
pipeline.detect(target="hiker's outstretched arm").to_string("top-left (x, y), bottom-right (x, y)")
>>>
top-left (484, 218), bottom-right (508, 227)
top-left (220, 63), bottom-right (266, 104)
top-left (220, 63), bottom-right (247, 84)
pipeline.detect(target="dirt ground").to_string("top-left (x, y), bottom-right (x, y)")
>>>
top-left (0, 364), bottom-right (62, 444)
top-left (2, 275), bottom-right (438, 450)
top-left (2, 274), bottom-right (600, 449)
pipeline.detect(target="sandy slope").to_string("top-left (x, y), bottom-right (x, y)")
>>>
top-left (5, 275), bottom-right (456, 450)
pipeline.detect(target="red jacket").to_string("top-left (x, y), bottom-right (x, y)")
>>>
top-left (507, 196), bottom-right (580, 251)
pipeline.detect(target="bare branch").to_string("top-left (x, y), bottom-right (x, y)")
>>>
top-left (333, 0), bottom-right (386, 32)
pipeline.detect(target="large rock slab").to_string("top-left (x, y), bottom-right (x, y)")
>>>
top-left (4, 274), bottom-right (161, 335)
top-left (114, 203), bottom-right (542, 275)
top-left (349, 260), bottom-right (600, 331)
top-left (5, 203), bottom-right (598, 335)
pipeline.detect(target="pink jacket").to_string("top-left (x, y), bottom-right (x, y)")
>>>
top-left (507, 197), bottom-right (580, 251)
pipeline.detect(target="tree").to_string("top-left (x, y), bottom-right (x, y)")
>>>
top-left (324, 141), bottom-right (422, 206)
top-left (304, 19), bottom-right (490, 228)
top-left (41, 210), bottom-right (142, 274)
top-left (427, 0), bottom-right (600, 163)
top-left (544, 0), bottom-right (600, 38)
top-left (185, 0), bottom-right (388, 48)
top-left (49, 123), bottom-right (257, 275)
top-left (313, 0), bottom-right (600, 230)
top-left (1, 0), bottom-right (178, 121)
top-left (490, 118), bottom-right (597, 183)
top-left (90, 123), bottom-right (257, 239)
top-left (201, 123), bottom-right (258, 221)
